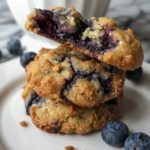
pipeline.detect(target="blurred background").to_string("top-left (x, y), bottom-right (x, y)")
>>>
top-left (0, 0), bottom-right (150, 64)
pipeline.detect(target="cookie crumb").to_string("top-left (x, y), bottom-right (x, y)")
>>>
top-left (53, 64), bottom-right (61, 73)
top-left (64, 146), bottom-right (74, 150)
top-left (117, 146), bottom-right (121, 148)
top-left (19, 121), bottom-right (27, 126)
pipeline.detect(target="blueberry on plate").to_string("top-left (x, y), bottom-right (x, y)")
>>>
top-left (7, 39), bottom-right (22, 55)
top-left (0, 50), bottom-right (2, 59)
top-left (126, 67), bottom-right (143, 81)
top-left (125, 133), bottom-right (150, 150)
top-left (101, 121), bottom-right (129, 147)
top-left (20, 52), bottom-right (37, 68)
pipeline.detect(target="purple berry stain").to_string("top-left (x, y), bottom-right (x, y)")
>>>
top-left (25, 92), bottom-right (45, 115)
top-left (32, 9), bottom-right (118, 54)
top-left (60, 58), bottom-right (112, 100)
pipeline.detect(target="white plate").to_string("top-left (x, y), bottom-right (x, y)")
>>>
top-left (0, 53), bottom-right (150, 150)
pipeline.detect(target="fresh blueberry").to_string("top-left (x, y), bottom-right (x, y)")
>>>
top-left (125, 133), bottom-right (150, 150)
top-left (7, 39), bottom-right (22, 55)
top-left (20, 52), bottom-right (37, 68)
top-left (0, 50), bottom-right (2, 59)
top-left (147, 61), bottom-right (150, 64)
top-left (126, 67), bottom-right (143, 81)
top-left (101, 121), bottom-right (129, 147)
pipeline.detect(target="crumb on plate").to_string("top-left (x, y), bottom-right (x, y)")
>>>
top-left (64, 146), bottom-right (74, 150)
top-left (19, 121), bottom-right (27, 126)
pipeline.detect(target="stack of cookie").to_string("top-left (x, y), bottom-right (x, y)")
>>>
top-left (22, 7), bottom-right (143, 134)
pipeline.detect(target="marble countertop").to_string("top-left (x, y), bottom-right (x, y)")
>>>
top-left (0, 0), bottom-right (150, 63)
top-left (0, 0), bottom-right (23, 63)
top-left (106, 0), bottom-right (150, 61)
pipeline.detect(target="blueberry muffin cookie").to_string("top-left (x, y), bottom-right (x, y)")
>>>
top-left (25, 7), bottom-right (143, 70)
top-left (25, 45), bottom-right (125, 107)
top-left (22, 83), bottom-right (123, 134)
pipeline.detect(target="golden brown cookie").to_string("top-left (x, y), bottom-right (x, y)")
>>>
top-left (25, 7), bottom-right (143, 70)
top-left (25, 45), bottom-right (125, 107)
top-left (22, 83), bottom-right (123, 134)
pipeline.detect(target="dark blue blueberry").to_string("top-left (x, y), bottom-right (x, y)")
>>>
top-left (105, 98), bottom-right (118, 106)
top-left (125, 133), bottom-right (150, 150)
top-left (101, 121), bottom-right (129, 147)
top-left (7, 39), bottom-right (22, 55)
top-left (20, 52), bottom-right (37, 68)
top-left (86, 34), bottom-right (117, 54)
top-left (25, 92), bottom-right (45, 115)
top-left (147, 61), bottom-right (150, 64)
top-left (32, 14), bottom-right (56, 36)
top-left (0, 50), bottom-right (2, 59)
top-left (99, 78), bottom-right (112, 94)
top-left (53, 126), bottom-right (61, 133)
top-left (126, 67), bottom-right (143, 81)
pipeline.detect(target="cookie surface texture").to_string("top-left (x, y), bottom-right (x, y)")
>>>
top-left (22, 84), bottom-right (123, 134)
top-left (25, 45), bottom-right (125, 107)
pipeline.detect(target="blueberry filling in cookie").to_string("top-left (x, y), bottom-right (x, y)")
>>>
top-left (62, 73), bottom-right (111, 100)
top-left (105, 98), bottom-right (118, 106)
top-left (23, 87), bottom-right (122, 134)
top-left (58, 56), bottom-right (112, 100)
top-left (26, 92), bottom-right (45, 115)
top-left (26, 91), bottom-right (118, 112)
top-left (53, 126), bottom-right (62, 132)
top-left (32, 8), bottom-right (118, 54)
top-left (62, 74), bottom-right (99, 95)
top-left (99, 78), bottom-right (112, 94)
top-left (50, 119), bottom-right (62, 132)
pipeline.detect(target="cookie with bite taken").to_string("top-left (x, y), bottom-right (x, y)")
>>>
top-left (25, 7), bottom-right (143, 70)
